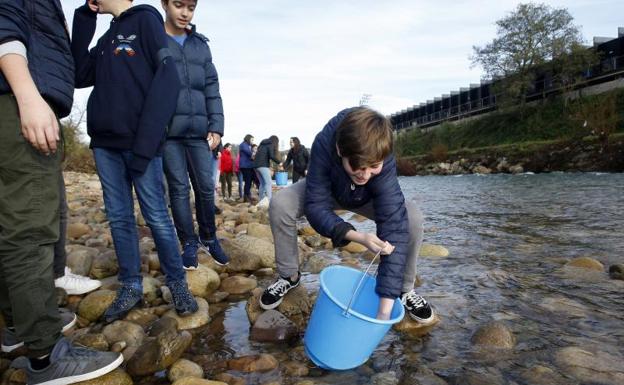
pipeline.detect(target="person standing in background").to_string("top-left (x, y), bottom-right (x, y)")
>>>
top-left (282, 137), bottom-right (309, 183)
top-left (238, 134), bottom-right (255, 202)
top-left (220, 143), bottom-right (234, 200)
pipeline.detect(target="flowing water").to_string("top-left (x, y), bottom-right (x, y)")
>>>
top-left (185, 173), bottom-right (624, 385)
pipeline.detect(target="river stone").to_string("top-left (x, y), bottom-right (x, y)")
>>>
top-left (394, 313), bottom-right (441, 336)
top-left (246, 223), bottom-right (273, 241)
top-left (303, 254), bottom-right (332, 274)
top-left (219, 276), bottom-right (257, 295)
top-left (509, 164), bottom-right (524, 174)
top-left (164, 297), bottom-right (210, 330)
top-left (186, 264), bottom-right (221, 298)
top-left (282, 360), bottom-right (308, 376)
top-left (555, 346), bottom-right (624, 384)
top-left (539, 296), bottom-right (587, 317)
top-left (250, 310), bottom-right (299, 342)
top-left (142, 275), bottom-right (162, 303)
top-left (207, 291), bottom-right (229, 303)
top-left (470, 321), bottom-right (516, 349)
top-left (371, 371), bottom-right (399, 385)
top-left (72, 333), bottom-right (109, 351)
top-left (221, 235), bottom-right (275, 271)
top-left (227, 354), bottom-right (279, 372)
top-left (341, 242), bottom-right (367, 254)
top-left (298, 226), bottom-right (318, 236)
top-left (304, 235), bottom-right (324, 248)
top-left (608, 264), bottom-right (624, 280)
top-left (102, 320), bottom-right (146, 348)
top-left (147, 316), bottom-right (178, 337)
top-left (66, 246), bottom-right (99, 276)
top-left (420, 244), bottom-right (450, 258)
top-left (90, 250), bottom-right (119, 279)
top-left (172, 379), bottom-right (227, 385)
top-left (78, 290), bottom-right (117, 321)
top-left (472, 165), bottom-right (491, 174)
top-left (168, 358), bottom-right (204, 382)
top-left (77, 368), bottom-right (133, 385)
top-left (67, 222), bottom-right (91, 239)
top-left (214, 373), bottom-right (245, 385)
top-left (565, 257), bottom-right (604, 271)
top-left (126, 328), bottom-right (192, 376)
top-left (521, 365), bottom-right (568, 385)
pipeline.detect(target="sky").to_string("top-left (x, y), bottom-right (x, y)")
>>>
top-left (61, 0), bottom-right (624, 148)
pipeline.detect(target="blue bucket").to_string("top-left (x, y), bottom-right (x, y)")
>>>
top-left (304, 265), bottom-right (404, 370)
top-left (275, 171), bottom-right (288, 186)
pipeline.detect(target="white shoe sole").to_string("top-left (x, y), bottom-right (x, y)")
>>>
top-left (183, 265), bottom-right (198, 271)
top-left (37, 353), bottom-right (123, 385)
top-left (259, 297), bottom-right (284, 310)
top-left (62, 281), bottom-right (102, 296)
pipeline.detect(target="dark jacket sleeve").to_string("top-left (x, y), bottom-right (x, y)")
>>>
top-left (0, 1), bottom-right (29, 47)
top-left (203, 43), bottom-right (223, 136)
top-left (303, 147), bottom-right (310, 170)
top-left (283, 149), bottom-right (293, 169)
top-left (367, 155), bottom-right (409, 299)
top-left (70, 5), bottom-right (98, 88)
top-left (304, 111), bottom-right (355, 247)
top-left (130, 12), bottom-right (181, 174)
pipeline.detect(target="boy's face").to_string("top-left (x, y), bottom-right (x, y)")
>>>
top-left (162, 0), bottom-right (196, 30)
top-left (341, 157), bottom-right (383, 185)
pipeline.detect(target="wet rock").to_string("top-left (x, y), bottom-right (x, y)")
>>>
top-left (472, 165), bottom-right (491, 174)
top-left (341, 242), bottom-right (367, 254)
top-left (370, 371), bottom-right (399, 385)
top-left (250, 310), bottom-right (299, 342)
top-left (168, 358), bottom-right (204, 383)
top-left (102, 320), bottom-right (146, 348)
top-left (72, 333), bottom-right (109, 351)
top-left (172, 379), bottom-right (228, 385)
top-left (66, 246), bottom-right (99, 276)
top-left (90, 250), bottom-right (119, 279)
top-left (509, 164), bottom-right (524, 174)
top-left (303, 254), bottom-right (333, 274)
top-left (221, 235), bottom-right (275, 271)
top-left (125, 308), bottom-right (159, 328)
top-left (565, 257), bottom-right (604, 271)
top-left (470, 321), bottom-right (515, 349)
top-left (142, 275), bottom-right (162, 303)
top-left (282, 360), bottom-right (308, 376)
top-left (77, 368), bottom-right (133, 385)
top-left (220, 276), bottom-right (257, 295)
top-left (419, 244), bottom-right (449, 258)
top-left (539, 296), bottom-right (587, 318)
top-left (164, 297), bottom-right (210, 330)
top-left (67, 222), bottom-right (91, 239)
top-left (186, 264), bottom-right (221, 298)
top-left (521, 364), bottom-right (568, 385)
top-left (304, 235), bottom-right (324, 248)
top-left (111, 341), bottom-right (126, 353)
top-left (609, 264), bottom-right (624, 280)
top-left (246, 223), bottom-right (273, 242)
top-left (126, 328), bottom-right (192, 376)
top-left (394, 313), bottom-right (441, 337)
top-left (555, 346), bottom-right (624, 384)
top-left (247, 286), bottom-right (312, 330)
top-left (147, 316), bottom-right (178, 337)
top-left (78, 290), bottom-right (117, 322)
top-left (214, 373), bottom-right (245, 385)
top-left (227, 354), bottom-right (279, 372)
top-left (207, 291), bottom-right (229, 303)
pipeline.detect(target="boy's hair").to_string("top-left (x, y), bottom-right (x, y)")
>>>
top-left (244, 134), bottom-right (253, 143)
top-left (335, 107), bottom-right (393, 170)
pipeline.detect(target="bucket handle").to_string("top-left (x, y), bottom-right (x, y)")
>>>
top-left (343, 249), bottom-right (381, 317)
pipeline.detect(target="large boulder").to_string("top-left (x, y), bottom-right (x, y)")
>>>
top-left (185, 264), bottom-right (221, 298)
top-left (219, 276), bottom-right (257, 295)
top-left (250, 310), bottom-right (299, 343)
top-left (102, 320), bottom-right (146, 348)
top-left (221, 235), bottom-right (275, 272)
top-left (565, 257), bottom-right (604, 271)
top-left (78, 290), bottom-right (117, 322)
top-left (90, 250), bottom-right (119, 279)
top-left (168, 359), bottom-right (204, 383)
top-left (246, 223), bottom-right (273, 242)
top-left (163, 297), bottom-right (210, 330)
top-left (470, 321), bottom-right (515, 349)
top-left (126, 328), bottom-right (192, 376)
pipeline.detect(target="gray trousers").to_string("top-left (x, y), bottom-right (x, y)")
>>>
top-left (269, 179), bottom-right (424, 295)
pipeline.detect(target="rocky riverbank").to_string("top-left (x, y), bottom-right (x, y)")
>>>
top-left (0, 172), bottom-right (622, 385)
top-left (397, 136), bottom-right (624, 176)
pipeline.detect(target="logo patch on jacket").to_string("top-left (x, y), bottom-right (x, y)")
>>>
top-left (114, 34), bottom-right (136, 56)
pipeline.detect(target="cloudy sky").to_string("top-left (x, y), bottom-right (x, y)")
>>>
top-left (62, 0), bottom-right (624, 148)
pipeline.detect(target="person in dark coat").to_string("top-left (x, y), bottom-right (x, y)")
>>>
top-left (238, 134), bottom-right (255, 202)
top-left (253, 135), bottom-right (283, 206)
top-left (258, 107), bottom-right (434, 324)
top-left (283, 137), bottom-right (309, 183)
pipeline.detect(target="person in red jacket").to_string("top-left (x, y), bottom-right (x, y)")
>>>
top-left (220, 143), bottom-right (234, 200)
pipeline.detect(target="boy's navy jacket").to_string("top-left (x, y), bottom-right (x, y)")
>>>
top-left (253, 138), bottom-right (281, 168)
top-left (0, 0), bottom-right (74, 117)
top-left (166, 25), bottom-right (223, 139)
top-left (238, 141), bottom-right (254, 169)
top-left (305, 108), bottom-right (409, 299)
top-left (71, 4), bottom-right (180, 174)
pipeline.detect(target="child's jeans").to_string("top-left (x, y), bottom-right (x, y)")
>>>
top-left (255, 167), bottom-right (272, 201)
top-left (269, 179), bottom-right (424, 295)
top-left (93, 148), bottom-right (185, 288)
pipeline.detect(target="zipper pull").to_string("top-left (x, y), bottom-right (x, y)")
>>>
top-left (351, 183), bottom-right (355, 191)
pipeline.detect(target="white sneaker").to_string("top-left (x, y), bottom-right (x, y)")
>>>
top-left (257, 197), bottom-right (270, 209)
top-left (55, 267), bottom-right (102, 295)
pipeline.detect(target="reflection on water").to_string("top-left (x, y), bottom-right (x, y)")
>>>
top-left (196, 173), bottom-right (624, 385)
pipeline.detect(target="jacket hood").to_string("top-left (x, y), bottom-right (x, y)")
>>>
top-left (118, 4), bottom-right (163, 23)
top-left (260, 138), bottom-right (273, 145)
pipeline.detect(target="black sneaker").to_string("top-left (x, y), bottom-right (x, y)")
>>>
top-left (11, 337), bottom-right (123, 385)
top-left (401, 290), bottom-right (434, 324)
top-left (168, 280), bottom-right (199, 316)
top-left (259, 274), bottom-right (300, 310)
top-left (103, 285), bottom-right (143, 323)
top-left (181, 240), bottom-right (199, 270)
top-left (199, 237), bottom-right (229, 266)
top-left (1, 309), bottom-right (77, 353)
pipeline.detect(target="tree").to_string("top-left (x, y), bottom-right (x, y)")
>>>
top-left (471, 3), bottom-right (587, 108)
